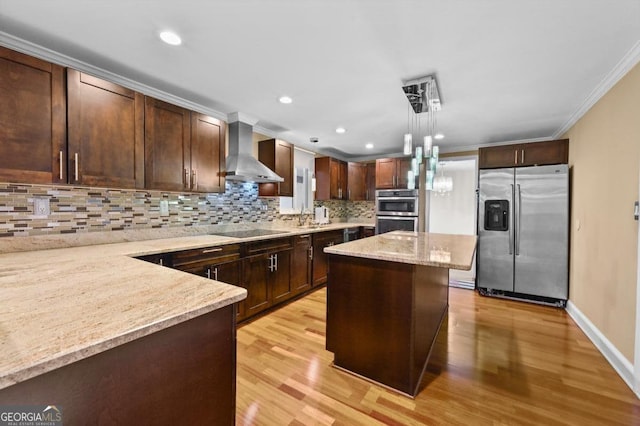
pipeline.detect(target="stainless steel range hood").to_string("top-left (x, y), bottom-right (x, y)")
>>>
top-left (225, 115), bottom-right (283, 183)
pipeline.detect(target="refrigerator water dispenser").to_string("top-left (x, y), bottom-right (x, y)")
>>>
top-left (484, 200), bottom-right (509, 231)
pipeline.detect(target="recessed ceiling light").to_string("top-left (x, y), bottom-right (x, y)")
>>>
top-left (365, 143), bottom-right (374, 149)
top-left (434, 133), bottom-right (445, 140)
top-left (278, 96), bottom-right (293, 104)
top-left (335, 127), bottom-right (346, 134)
top-left (159, 31), bottom-right (182, 46)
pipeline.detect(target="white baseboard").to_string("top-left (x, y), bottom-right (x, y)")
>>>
top-left (566, 300), bottom-right (637, 397)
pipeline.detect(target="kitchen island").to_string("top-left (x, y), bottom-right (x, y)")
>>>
top-left (325, 231), bottom-right (476, 397)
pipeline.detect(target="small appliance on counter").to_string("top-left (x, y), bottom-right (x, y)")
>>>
top-left (315, 206), bottom-right (330, 224)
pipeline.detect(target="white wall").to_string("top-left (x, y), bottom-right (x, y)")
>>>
top-left (429, 158), bottom-right (477, 284)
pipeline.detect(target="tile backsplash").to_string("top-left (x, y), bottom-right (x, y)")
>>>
top-left (0, 182), bottom-right (374, 237)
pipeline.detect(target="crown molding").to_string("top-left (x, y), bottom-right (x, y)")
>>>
top-left (553, 39), bottom-right (640, 138)
top-left (0, 31), bottom-right (229, 122)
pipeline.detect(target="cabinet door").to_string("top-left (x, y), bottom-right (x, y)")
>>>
top-left (145, 97), bottom-right (191, 191)
top-left (291, 235), bottom-right (312, 295)
top-left (67, 69), bottom-right (144, 188)
top-left (211, 259), bottom-right (244, 321)
top-left (478, 145), bottom-right (518, 169)
top-left (243, 254), bottom-right (271, 317)
top-left (0, 46), bottom-right (66, 184)
top-left (375, 158), bottom-right (397, 189)
top-left (396, 158), bottom-right (412, 189)
top-left (312, 230), bottom-right (344, 286)
top-left (365, 163), bottom-right (376, 201)
top-left (519, 139), bottom-right (569, 167)
top-left (347, 162), bottom-right (366, 200)
top-left (339, 160), bottom-right (348, 199)
top-left (271, 249), bottom-right (292, 303)
top-left (191, 113), bottom-right (225, 193)
top-left (330, 159), bottom-right (342, 199)
top-left (275, 140), bottom-right (294, 196)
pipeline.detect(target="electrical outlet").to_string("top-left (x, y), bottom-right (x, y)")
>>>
top-left (34, 197), bottom-right (50, 216)
top-left (160, 200), bottom-right (169, 217)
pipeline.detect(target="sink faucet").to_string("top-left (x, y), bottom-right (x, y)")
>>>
top-left (299, 205), bottom-right (306, 226)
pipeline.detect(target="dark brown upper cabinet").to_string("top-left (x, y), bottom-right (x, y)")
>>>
top-left (347, 162), bottom-right (367, 201)
top-left (365, 162), bottom-right (376, 201)
top-left (478, 139), bottom-right (569, 169)
top-left (315, 157), bottom-right (347, 200)
top-left (190, 113), bottom-right (226, 193)
top-left (67, 69), bottom-right (144, 188)
top-left (144, 97), bottom-right (191, 191)
top-left (375, 157), bottom-right (411, 189)
top-left (0, 46), bottom-right (66, 184)
top-left (258, 139), bottom-right (294, 197)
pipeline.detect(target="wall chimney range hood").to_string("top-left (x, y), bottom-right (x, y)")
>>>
top-left (225, 112), bottom-right (283, 183)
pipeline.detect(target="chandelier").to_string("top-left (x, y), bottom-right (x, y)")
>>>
top-left (433, 163), bottom-right (453, 195)
top-left (401, 75), bottom-right (443, 191)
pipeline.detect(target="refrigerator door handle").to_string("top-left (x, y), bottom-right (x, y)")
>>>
top-left (516, 183), bottom-right (522, 255)
top-left (509, 184), bottom-right (514, 255)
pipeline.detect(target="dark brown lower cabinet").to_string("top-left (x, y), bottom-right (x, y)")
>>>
top-left (312, 230), bottom-right (345, 287)
top-left (242, 253), bottom-right (271, 317)
top-left (291, 234), bottom-right (312, 295)
top-left (210, 259), bottom-right (244, 321)
top-left (0, 306), bottom-right (236, 425)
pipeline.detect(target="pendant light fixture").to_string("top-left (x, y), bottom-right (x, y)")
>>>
top-left (401, 75), bottom-right (443, 191)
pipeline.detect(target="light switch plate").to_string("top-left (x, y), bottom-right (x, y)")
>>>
top-left (34, 197), bottom-right (50, 216)
top-left (159, 200), bottom-right (169, 217)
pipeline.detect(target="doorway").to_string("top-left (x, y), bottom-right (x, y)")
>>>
top-left (427, 157), bottom-right (478, 289)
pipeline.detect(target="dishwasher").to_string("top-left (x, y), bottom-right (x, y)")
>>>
top-left (343, 227), bottom-right (360, 242)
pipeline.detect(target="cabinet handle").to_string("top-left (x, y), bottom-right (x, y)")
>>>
top-left (268, 254), bottom-right (274, 272)
top-left (159, 258), bottom-right (163, 266)
top-left (74, 153), bottom-right (79, 181)
top-left (59, 151), bottom-right (64, 180)
top-left (202, 247), bottom-right (223, 254)
top-left (192, 169), bottom-right (197, 190)
top-left (348, 189), bottom-right (351, 199)
top-left (309, 246), bottom-right (313, 260)
top-left (274, 253), bottom-right (278, 271)
top-left (514, 151), bottom-right (518, 165)
top-left (184, 168), bottom-right (189, 189)
top-left (213, 267), bottom-right (218, 281)
top-left (206, 268), bottom-right (211, 279)
top-left (521, 150), bottom-right (525, 164)
top-left (300, 234), bottom-right (310, 238)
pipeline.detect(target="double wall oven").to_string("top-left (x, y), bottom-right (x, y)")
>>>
top-left (375, 189), bottom-right (419, 234)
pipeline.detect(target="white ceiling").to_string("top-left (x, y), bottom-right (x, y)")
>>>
top-left (1, 0), bottom-right (639, 161)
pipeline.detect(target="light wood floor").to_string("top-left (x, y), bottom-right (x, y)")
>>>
top-left (236, 287), bottom-right (640, 425)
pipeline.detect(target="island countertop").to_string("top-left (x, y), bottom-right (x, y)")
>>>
top-left (324, 231), bottom-right (477, 269)
top-left (0, 222), bottom-right (370, 390)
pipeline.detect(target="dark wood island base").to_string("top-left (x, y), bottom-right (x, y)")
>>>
top-left (326, 254), bottom-right (449, 397)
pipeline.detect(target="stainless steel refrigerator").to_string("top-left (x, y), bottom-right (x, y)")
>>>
top-left (477, 164), bottom-right (569, 306)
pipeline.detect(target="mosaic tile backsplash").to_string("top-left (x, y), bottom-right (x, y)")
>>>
top-left (0, 182), bottom-right (374, 237)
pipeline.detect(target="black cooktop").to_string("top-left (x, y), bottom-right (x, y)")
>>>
top-left (211, 229), bottom-right (289, 239)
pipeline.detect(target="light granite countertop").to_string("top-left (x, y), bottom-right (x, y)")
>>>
top-left (324, 231), bottom-right (477, 270)
top-left (0, 222), bottom-right (371, 390)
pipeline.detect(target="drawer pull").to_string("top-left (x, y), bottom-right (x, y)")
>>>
top-left (202, 247), bottom-right (223, 254)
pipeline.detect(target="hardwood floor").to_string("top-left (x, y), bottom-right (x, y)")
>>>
top-left (236, 287), bottom-right (640, 425)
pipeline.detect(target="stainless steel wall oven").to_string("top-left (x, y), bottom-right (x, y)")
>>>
top-left (375, 189), bottom-right (419, 234)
